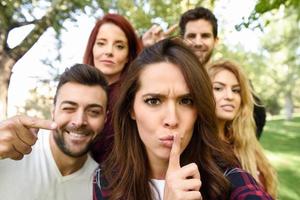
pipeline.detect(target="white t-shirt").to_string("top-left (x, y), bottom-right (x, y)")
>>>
top-left (0, 129), bottom-right (98, 200)
top-left (151, 179), bottom-right (165, 200)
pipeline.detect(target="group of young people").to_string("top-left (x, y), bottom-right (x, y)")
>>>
top-left (0, 6), bottom-right (277, 200)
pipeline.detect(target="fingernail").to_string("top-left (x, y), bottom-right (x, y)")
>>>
top-left (50, 122), bottom-right (57, 129)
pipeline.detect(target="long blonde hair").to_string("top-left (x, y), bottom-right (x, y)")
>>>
top-left (207, 60), bottom-right (278, 199)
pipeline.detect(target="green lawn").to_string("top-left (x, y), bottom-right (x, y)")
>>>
top-left (260, 115), bottom-right (300, 200)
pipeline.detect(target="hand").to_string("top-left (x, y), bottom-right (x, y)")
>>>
top-left (163, 134), bottom-right (202, 200)
top-left (0, 115), bottom-right (57, 160)
top-left (142, 24), bottom-right (178, 47)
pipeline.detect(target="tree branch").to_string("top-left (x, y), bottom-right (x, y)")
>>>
top-left (8, 0), bottom-right (67, 60)
top-left (8, 19), bottom-right (40, 30)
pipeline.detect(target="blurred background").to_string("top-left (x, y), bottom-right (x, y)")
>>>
top-left (0, 0), bottom-right (299, 199)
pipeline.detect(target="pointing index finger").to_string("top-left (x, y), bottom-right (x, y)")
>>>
top-left (167, 133), bottom-right (182, 171)
top-left (17, 115), bottom-right (57, 130)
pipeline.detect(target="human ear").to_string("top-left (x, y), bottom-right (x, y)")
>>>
top-left (51, 106), bottom-right (55, 121)
top-left (214, 37), bottom-right (219, 45)
top-left (130, 109), bottom-right (136, 120)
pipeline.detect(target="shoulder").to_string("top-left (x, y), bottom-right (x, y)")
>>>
top-left (86, 154), bottom-right (99, 169)
top-left (225, 168), bottom-right (273, 200)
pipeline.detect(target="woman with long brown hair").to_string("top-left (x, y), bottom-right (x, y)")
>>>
top-left (93, 39), bottom-right (273, 200)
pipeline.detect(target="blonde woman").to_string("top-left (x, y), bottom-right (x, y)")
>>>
top-left (207, 60), bottom-right (277, 199)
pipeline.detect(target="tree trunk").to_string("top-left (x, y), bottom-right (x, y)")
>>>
top-left (284, 91), bottom-right (294, 121)
top-left (0, 51), bottom-right (16, 120)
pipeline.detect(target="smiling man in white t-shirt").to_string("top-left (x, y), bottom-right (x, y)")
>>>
top-left (0, 64), bottom-right (108, 200)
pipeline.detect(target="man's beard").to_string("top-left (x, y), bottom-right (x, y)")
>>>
top-left (198, 51), bottom-right (213, 66)
top-left (53, 125), bottom-right (95, 158)
top-left (183, 39), bottom-right (214, 66)
top-left (193, 48), bottom-right (214, 66)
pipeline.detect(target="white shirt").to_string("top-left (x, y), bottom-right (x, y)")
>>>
top-left (0, 129), bottom-right (98, 200)
top-left (151, 179), bottom-right (165, 200)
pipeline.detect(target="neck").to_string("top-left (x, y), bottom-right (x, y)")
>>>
top-left (201, 57), bottom-right (211, 68)
top-left (149, 156), bottom-right (169, 180)
top-left (49, 134), bottom-right (88, 176)
top-left (107, 74), bottom-right (120, 85)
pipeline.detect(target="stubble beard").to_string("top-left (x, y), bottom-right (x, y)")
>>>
top-left (198, 49), bottom-right (213, 66)
top-left (53, 127), bottom-right (94, 158)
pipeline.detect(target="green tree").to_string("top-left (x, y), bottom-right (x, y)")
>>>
top-left (234, 1), bottom-right (300, 117)
top-left (0, 0), bottom-right (106, 119)
top-left (238, 0), bottom-right (300, 30)
top-left (1, 0), bottom-right (214, 119)
top-left (259, 7), bottom-right (300, 119)
top-left (105, 0), bottom-right (211, 34)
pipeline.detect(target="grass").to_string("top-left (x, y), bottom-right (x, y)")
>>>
top-left (260, 115), bottom-right (300, 200)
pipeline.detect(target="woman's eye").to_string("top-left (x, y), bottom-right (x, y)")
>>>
top-left (232, 88), bottom-right (241, 93)
top-left (144, 98), bottom-right (160, 105)
top-left (213, 86), bottom-right (223, 91)
top-left (116, 45), bottom-right (125, 49)
top-left (180, 98), bottom-right (194, 105)
top-left (96, 41), bottom-right (104, 46)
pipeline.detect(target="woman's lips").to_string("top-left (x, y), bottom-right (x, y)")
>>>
top-left (159, 135), bottom-right (174, 148)
top-left (221, 104), bottom-right (235, 111)
top-left (100, 60), bottom-right (115, 65)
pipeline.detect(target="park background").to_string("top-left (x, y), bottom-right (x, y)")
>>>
top-left (0, 0), bottom-right (299, 199)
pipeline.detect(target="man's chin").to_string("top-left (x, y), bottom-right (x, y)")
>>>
top-left (199, 54), bottom-right (212, 65)
top-left (64, 147), bottom-right (90, 158)
top-left (198, 56), bottom-right (207, 65)
top-left (193, 52), bottom-right (206, 63)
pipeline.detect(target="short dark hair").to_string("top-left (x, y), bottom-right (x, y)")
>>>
top-left (179, 7), bottom-right (218, 38)
top-left (54, 63), bottom-right (108, 105)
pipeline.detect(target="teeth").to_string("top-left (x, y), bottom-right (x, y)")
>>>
top-left (68, 132), bottom-right (86, 138)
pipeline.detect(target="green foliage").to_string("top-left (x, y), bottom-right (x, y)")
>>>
top-left (255, 0), bottom-right (288, 13)
top-left (254, 0), bottom-right (300, 14)
top-left (0, 0), bottom-right (105, 60)
top-left (97, 0), bottom-right (210, 34)
top-left (236, 0), bottom-right (300, 30)
top-left (2, 0), bottom-right (298, 118)
top-left (237, 0), bottom-right (300, 30)
top-left (219, 4), bottom-right (299, 116)
top-left (259, 7), bottom-right (300, 114)
top-left (18, 81), bottom-right (55, 119)
top-left (260, 116), bottom-right (300, 200)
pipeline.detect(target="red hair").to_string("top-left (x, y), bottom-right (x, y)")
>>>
top-left (83, 13), bottom-right (142, 76)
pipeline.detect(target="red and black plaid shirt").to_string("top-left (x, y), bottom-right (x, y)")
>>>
top-left (225, 168), bottom-right (273, 200)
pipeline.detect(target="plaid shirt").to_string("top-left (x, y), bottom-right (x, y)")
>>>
top-left (93, 167), bottom-right (273, 200)
top-left (225, 168), bottom-right (273, 200)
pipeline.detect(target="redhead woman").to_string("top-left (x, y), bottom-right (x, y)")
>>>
top-left (93, 39), bottom-right (273, 200)
top-left (83, 13), bottom-right (142, 163)
top-left (207, 60), bottom-right (277, 199)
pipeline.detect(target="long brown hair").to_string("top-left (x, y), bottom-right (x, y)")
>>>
top-left (103, 39), bottom-right (238, 200)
